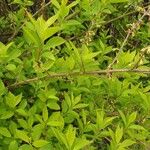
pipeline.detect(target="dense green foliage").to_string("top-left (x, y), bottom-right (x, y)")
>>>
top-left (0, 0), bottom-right (150, 149)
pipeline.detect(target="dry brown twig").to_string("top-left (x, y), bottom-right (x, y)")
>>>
top-left (132, 46), bottom-right (150, 69)
top-left (107, 8), bottom-right (150, 70)
top-left (7, 2), bottom-right (150, 43)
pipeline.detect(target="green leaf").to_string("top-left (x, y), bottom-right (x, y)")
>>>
top-left (65, 56), bottom-right (75, 70)
top-left (18, 119), bottom-right (28, 129)
top-left (0, 79), bottom-right (6, 97)
top-left (51, 0), bottom-right (60, 8)
top-left (120, 139), bottom-right (135, 148)
top-left (32, 140), bottom-right (49, 148)
top-left (52, 128), bottom-right (69, 149)
top-left (0, 111), bottom-right (14, 119)
top-left (115, 126), bottom-right (123, 144)
top-left (61, 20), bottom-right (81, 27)
top-left (127, 112), bottom-right (137, 126)
top-left (42, 106), bottom-right (48, 122)
top-left (26, 11), bottom-right (36, 25)
top-left (45, 36), bottom-right (65, 49)
top-left (118, 110), bottom-right (127, 126)
top-left (103, 117), bottom-right (116, 129)
top-left (65, 125), bottom-right (76, 148)
top-left (6, 92), bottom-right (22, 108)
top-left (47, 112), bottom-right (64, 127)
top-left (42, 51), bottom-right (55, 60)
top-left (96, 110), bottom-right (104, 128)
top-left (59, 3), bottom-right (69, 19)
top-left (16, 109), bottom-right (28, 117)
top-left (46, 14), bottom-right (59, 27)
top-left (31, 124), bottom-right (44, 141)
top-left (67, 0), bottom-right (79, 9)
top-left (74, 95), bottom-right (81, 105)
top-left (9, 140), bottom-right (18, 150)
top-left (110, 0), bottom-right (128, 3)
top-left (28, 116), bottom-right (34, 128)
top-left (70, 42), bottom-right (81, 65)
top-left (64, 93), bottom-right (72, 109)
top-left (0, 42), bottom-right (13, 56)
top-left (23, 27), bottom-right (39, 46)
top-left (34, 17), bottom-right (47, 40)
top-left (43, 27), bottom-right (61, 41)
top-left (6, 64), bottom-right (16, 71)
top-left (73, 138), bottom-right (91, 150)
top-left (0, 127), bottom-right (11, 137)
top-left (16, 130), bottom-right (30, 143)
top-left (9, 121), bottom-right (17, 135)
top-left (129, 125), bottom-right (146, 131)
top-left (18, 144), bottom-right (33, 150)
top-left (47, 101), bottom-right (60, 110)
top-left (73, 103), bottom-right (89, 109)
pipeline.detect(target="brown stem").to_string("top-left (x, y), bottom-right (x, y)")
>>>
top-left (7, 69), bottom-right (150, 88)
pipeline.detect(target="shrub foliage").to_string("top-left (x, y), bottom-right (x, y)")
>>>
top-left (0, 0), bottom-right (150, 149)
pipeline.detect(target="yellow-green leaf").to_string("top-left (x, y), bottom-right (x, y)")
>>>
top-left (32, 140), bottom-right (49, 148)
top-left (0, 127), bottom-right (11, 137)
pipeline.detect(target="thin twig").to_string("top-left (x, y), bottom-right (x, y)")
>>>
top-left (104, 2), bottom-right (150, 25)
top-left (7, 2), bottom-right (150, 43)
top-left (107, 29), bottom-right (131, 69)
top-left (107, 12), bottom-right (147, 70)
top-left (7, 69), bottom-right (150, 88)
top-left (132, 46), bottom-right (150, 69)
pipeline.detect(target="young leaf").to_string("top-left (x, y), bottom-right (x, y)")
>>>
top-left (32, 140), bottom-right (49, 148)
top-left (45, 36), bottom-right (65, 49)
top-left (6, 64), bottom-right (16, 71)
top-left (46, 14), bottom-right (59, 27)
top-left (73, 138), bottom-right (91, 150)
top-left (0, 127), bottom-right (11, 137)
top-left (47, 112), bottom-right (64, 128)
top-left (103, 117), bottom-right (116, 129)
top-left (127, 112), bottom-right (137, 126)
top-left (9, 140), bottom-right (18, 150)
top-left (74, 95), bottom-right (81, 105)
top-left (129, 125), bottom-right (146, 131)
top-left (52, 128), bottom-right (69, 149)
top-left (0, 111), bottom-right (14, 119)
top-left (5, 92), bottom-right (22, 108)
top-left (42, 105), bottom-right (48, 122)
top-left (118, 110), bottom-right (127, 126)
top-left (65, 125), bottom-right (76, 148)
top-left (73, 103), bottom-right (89, 109)
top-left (115, 126), bottom-right (123, 144)
top-left (16, 130), bottom-right (30, 143)
top-left (120, 139), bottom-right (135, 148)
top-left (31, 124), bottom-right (44, 141)
top-left (18, 144), bottom-right (33, 150)
top-left (18, 119), bottom-right (28, 129)
top-left (110, 0), bottom-right (128, 3)
top-left (26, 11), bottom-right (36, 25)
top-left (47, 101), bottom-right (60, 110)
top-left (67, 0), bottom-right (79, 9)
top-left (0, 79), bottom-right (6, 97)
top-left (43, 27), bottom-right (62, 41)
top-left (51, 0), bottom-right (60, 8)
top-left (23, 27), bottom-right (39, 46)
